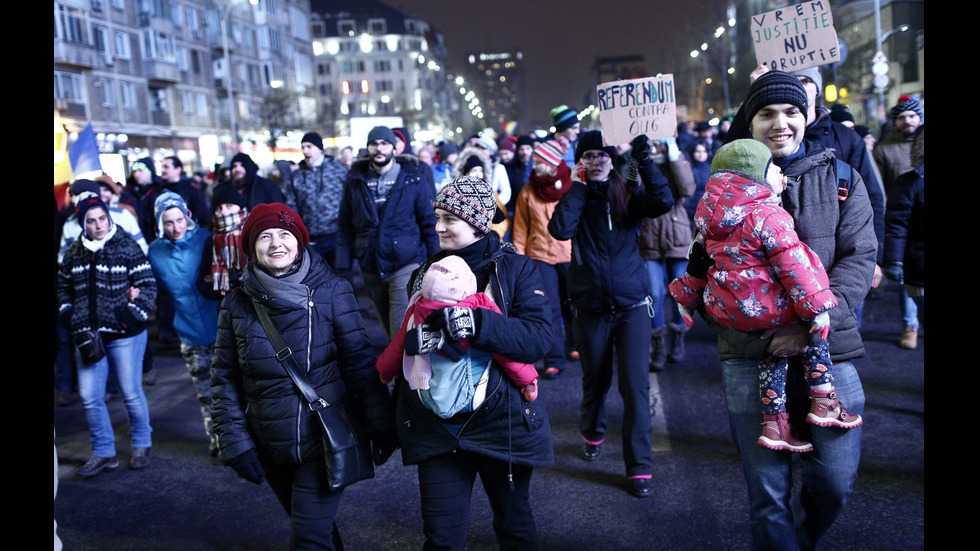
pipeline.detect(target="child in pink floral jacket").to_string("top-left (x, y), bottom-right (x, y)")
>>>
top-left (669, 139), bottom-right (862, 453)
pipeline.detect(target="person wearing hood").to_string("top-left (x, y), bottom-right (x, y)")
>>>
top-left (210, 203), bottom-right (396, 550)
top-left (147, 191), bottom-right (222, 456)
top-left (548, 130), bottom-right (674, 498)
top-left (669, 139), bottom-right (862, 454)
top-left (211, 152), bottom-right (285, 210)
top-left (386, 175), bottom-right (554, 550)
top-left (119, 157), bottom-right (159, 237)
top-left (146, 156), bottom-right (211, 227)
top-left (57, 194), bottom-right (157, 477)
top-left (708, 70), bottom-right (875, 550)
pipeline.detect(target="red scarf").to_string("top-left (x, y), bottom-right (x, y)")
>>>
top-left (211, 210), bottom-right (248, 294)
top-left (528, 162), bottom-right (573, 202)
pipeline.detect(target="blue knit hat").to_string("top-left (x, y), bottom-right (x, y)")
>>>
top-left (550, 105), bottom-right (579, 132)
top-left (154, 190), bottom-right (197, 239)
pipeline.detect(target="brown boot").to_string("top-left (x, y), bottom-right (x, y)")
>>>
top-left (807, 389), bottom-right (863, 429)
top-left (899, 327), bottom-right (918, 349)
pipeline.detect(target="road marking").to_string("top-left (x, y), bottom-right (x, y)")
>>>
top-left (650, 372), bottom-right (672, 452)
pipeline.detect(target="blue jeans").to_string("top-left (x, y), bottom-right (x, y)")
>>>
top-left (722, 357), bottom-right (864, 550)
top-left (900, 286), bottom-right (919, 330)
top-left (76, 330), bottom-right (153, 458)
top-left (646, 258), bottom-right (688, 328)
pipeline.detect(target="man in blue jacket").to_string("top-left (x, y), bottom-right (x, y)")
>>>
top-left (147, 191), bottom-right (222, 456)
top-left (336, 126), bottom-right (440, 339)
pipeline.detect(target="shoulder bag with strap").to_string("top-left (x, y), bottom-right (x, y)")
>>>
top-left (250, 297), bottom-right (374, 491)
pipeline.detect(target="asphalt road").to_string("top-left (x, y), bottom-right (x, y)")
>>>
top-left (53, 278), bottom-right (924, 550)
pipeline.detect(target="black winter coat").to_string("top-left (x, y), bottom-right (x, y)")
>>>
top-left (210, 250), bottom-right (393, 465)
top-left (393, 235), bottom-right (555, 468)
top-left (884, 164), bottom-right (924, 287)
top-left (336, 156), bottom-right (439, 278)
top-left (548, 160), bottom-right (674, 313)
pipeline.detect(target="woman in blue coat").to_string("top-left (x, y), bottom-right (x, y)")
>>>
top-left (210, 203), bottom-right (396, 550)
top-left (388, 176), bottom-right (554, 550)
top-left (548, 130), bottom-right (674, 498)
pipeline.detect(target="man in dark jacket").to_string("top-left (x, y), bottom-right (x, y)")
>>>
top-left (283, 131), bottom-right (349, 268)
top-left (150, 156), bottom-right (210, 228)
top-left (210, 153), bottom-right (285, 210)
top-left (336, 126), bottom-right (440, 339)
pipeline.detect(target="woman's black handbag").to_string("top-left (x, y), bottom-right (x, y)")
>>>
top-left (74, 330), bottom-right (106, 364)
top-left (251, 299), bottom-right (374, 491)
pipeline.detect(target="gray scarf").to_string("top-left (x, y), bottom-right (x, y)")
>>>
top-left (251, 249), bottom-right (312, 308)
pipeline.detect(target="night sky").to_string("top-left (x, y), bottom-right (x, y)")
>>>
top-left (390, 0), bottom-right (729, 130)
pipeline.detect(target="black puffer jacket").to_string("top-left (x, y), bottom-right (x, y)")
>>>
top-left (884, 163), bottom-right (924, 288)
top-left (210, 250), bottom-right (393, 465)
top-left (394, 234), bottom-right (555, 468)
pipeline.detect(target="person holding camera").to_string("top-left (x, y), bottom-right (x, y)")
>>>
top-left (57, 194), bottom-right (158, 477)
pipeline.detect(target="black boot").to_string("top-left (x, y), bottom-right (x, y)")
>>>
top-left (667, 322), bottom-right (689, 363)
top-left (649, 326), bottom-right (668, 372)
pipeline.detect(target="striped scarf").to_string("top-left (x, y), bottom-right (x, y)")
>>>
top-left (211, 209), bottom-right (248, 294)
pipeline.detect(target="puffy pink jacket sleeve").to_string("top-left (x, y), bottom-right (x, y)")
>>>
top-left (758, 209), bottom-right (838, 320)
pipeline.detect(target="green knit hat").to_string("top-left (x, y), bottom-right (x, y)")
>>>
top-left (710, 139), bottom-right (774, 183)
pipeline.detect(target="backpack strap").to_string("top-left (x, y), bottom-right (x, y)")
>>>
top-left (835, 158), bottom-right (851, 202)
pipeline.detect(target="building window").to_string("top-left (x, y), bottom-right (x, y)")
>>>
top-left (93, 26), bottom-right (109, 55)
top-left (185, 7), bottom-right (199, 36)
top-left (142, 29), bottom-right (176, 61)
top-left (177, 47), bottom-right (188, 71)
top-left (196, 92), bottom-right (208, 116)
top-left (54, 72), bottom-right (83, 102)
top-left (54, 4), bottom-right (88, 44)
top-left (120, 81), bottom-right (136, 108)
top-left (151, 88), bottom-right (168, 111)
top-left (91, 0), bottom-right (103, 12)
top-left (111, 0), bottom-right (124, 10)
top-left (191, 50), bottom-right (201, 74)
top-left (114, 31), bottom-right (131, 59)
top-left (181, 90), bottom-right (194, 114)
top-left (99, 78), bottom-right (115, 106)
top-left (368, 19), bottom-right (386, 34)
top-left (338, 19), bottom-right (355, 37)
top-left (312, 21), bottom-right (325, 37)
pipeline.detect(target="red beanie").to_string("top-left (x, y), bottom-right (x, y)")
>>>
top-left (241, 203), bottom-right (309, 257)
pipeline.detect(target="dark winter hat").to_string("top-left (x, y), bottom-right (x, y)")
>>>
top-left (241, 203), bottom-right (310, 257)
top-left (69, 178), bottom-right (101, 197)
top-left (75, 194), bottom-right (111, 225)
top-left (574, 130), bottom-right (617, 163)
top-left (211, 183), bottom-right (247, 211)
top-left (516, 135), bottom-right (537, 149)
top-left (743, 71), bottom-right (808, 126)
top-left (550, 105), bottom-right (579, 132)
top-left (830, 104), bottom-right (854, 124)
top-left (301, 132), bottom-right (324, 150)
top-left (367, 126), bottom-right (397, 146)
top-left (438, 141), bottom-right (459, 158)
top-left (433, 176), bottom-right (500, 235)
top-left (711, 139), bottom-right (774, 184)
top-left (890, 94), bottom-right (923, 122)
top-left (498, 136), bottom-right (516, 154)
top-left (391, 127), bottom-right (409, 145)
top-left (462, 154), bottom-right (485, 176)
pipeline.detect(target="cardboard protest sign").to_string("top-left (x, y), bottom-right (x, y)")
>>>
top-left (596, 74), bottom-right (677, 146)
top-left (751, 1), bottom-right (840, 72)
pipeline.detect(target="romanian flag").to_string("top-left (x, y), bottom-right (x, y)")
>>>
top-left (502, 121), bottom-right (519, 136)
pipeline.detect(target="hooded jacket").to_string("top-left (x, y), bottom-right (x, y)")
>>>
top-left (147, 225), bottom-right (220, 346)
top-left (210, 250), bottom-right (393, 465)
top-left (669, 170), bottom-right (837, 331)
top-left (211, 153), bottom-right (285, 210)
top-left (336, 155), bottom-right (439, 278)
top-left (705, 143), bottom-right (876, 362)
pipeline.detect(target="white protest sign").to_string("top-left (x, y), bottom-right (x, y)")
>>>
top-left (751, 1), bottom-right (840, 72)
top-left (596, 74), bottom-right (676, 146)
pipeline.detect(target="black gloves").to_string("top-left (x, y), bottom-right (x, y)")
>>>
top-left (404, 325), bottom-right (465, 361)
top-left (227, 449), bottom-right (265, 484)
top-left (686, 239), bottom-right (714, 280)
top-left (371, 431), bottom-right (399, 466)
top-left (629, 135), bottom-right (653, 163)
top-left (882, 261), bottom-right (904, 284)
top-left (424, 306), bottom-right (479, 341)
